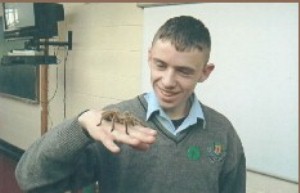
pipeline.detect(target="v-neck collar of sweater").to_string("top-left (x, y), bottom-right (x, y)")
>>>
top-left (137, 94), bottom-right (205, 143)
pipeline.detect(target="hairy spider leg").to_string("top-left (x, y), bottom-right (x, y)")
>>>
top-left (124, 122), bottom-right (129, 135)
top-left (97, 117), bottom-right (104, 126)
top-left (111, 115), bottom-right (116, 132)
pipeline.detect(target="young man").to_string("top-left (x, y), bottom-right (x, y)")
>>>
top-left (16, 16), bottom-right (246, 193)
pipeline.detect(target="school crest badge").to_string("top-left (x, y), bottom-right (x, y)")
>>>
top-left (207, 142), bottom-right (226, 163)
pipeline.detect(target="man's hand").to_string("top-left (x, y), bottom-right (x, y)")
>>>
top-left (78, 109), bottom-right (157, 153)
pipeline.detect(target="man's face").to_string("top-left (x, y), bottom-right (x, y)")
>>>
top-left (148, 40), bottom-right (214, 118)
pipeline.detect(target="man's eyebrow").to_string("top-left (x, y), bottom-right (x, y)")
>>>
top-left (152, 57), bottom-right (196, 73)
top-left (175, 66), bottom-right (195, 73)
top-left (152, 58), bottom-right (166, 63)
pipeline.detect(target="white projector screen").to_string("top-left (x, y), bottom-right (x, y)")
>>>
top-left (141, 3), bottom-right (298, 182)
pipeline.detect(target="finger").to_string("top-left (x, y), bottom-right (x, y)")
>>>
top-left (102, 129), bottom-right (152, 152)
top-left (111, 129), bottom-right (143, 147)
top-left (135, 126), bottom-right (157, 136)
top-left (129, 143), bottom-right (151, 151)
top-left (127, 126), bottom-right (157, 144)
top-left (88, 124), bottom-right (121, 154)
top-left (101, 137), bottom-right (121, 153)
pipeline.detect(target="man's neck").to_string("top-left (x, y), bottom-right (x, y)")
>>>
top-left (164, 97), bottom-right (193, 120)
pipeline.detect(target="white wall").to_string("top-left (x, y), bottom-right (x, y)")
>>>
top-left (142, 3), bottom-right (298, 183)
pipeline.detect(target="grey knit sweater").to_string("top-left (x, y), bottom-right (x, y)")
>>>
top-left (15, 94), bottom-right (246, 193)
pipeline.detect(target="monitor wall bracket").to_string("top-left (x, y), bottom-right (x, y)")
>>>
top-left (25, 31), bottom-right (73, 51)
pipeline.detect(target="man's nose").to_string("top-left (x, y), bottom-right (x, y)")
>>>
top-left (162, 70), bottom-right (176, 88)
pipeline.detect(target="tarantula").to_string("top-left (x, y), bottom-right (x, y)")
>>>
top-left (97, 110), bottom-right (145, 134)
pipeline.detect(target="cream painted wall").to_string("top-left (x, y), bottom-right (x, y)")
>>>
top-left (48, 3), bottom-right (144, 139)
top-left (62, 3), bottom-right (143, 118)
top-left (0, 3), bottom-right (143, 149)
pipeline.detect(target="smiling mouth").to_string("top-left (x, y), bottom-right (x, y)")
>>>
top-left (158, 87), bottom-right (179, 99)
top-left (161, 89), bottom-right (176, 96)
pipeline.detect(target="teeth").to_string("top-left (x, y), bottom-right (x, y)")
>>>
top-left (161, 89), bottom-right (175, 96)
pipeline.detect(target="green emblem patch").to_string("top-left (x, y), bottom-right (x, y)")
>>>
top-left (187, 146), bottom-right (201, 161)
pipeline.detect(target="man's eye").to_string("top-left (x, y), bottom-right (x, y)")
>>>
top-left (154, 61), bottom-right (166, 69)
top-left (179, 69), bottom-right (193, 76)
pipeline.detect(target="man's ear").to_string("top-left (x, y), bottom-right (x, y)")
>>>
top-left (198, 63), bottom-right (215, 82)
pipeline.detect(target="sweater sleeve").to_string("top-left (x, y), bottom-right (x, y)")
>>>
top-left (219, 125), bottom-right (246, 193)
top-left (219, 153), bottom-right (246, 193)
top-left (15, 115), bottom-right (98, 193)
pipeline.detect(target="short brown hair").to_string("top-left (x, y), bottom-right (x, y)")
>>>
top-left (152, 16), bottom-right (211, 52)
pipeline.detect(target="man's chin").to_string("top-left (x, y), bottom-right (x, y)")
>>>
top-left (158, 99), bottom-right (177, 110)
top-left (157, 95), bottom-right (175, 104)
top-left (157, 91), bottom-right (178, 103)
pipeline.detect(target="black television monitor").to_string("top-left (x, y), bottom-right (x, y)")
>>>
top-left (2, 3), bottom-right (64, 40)
top-left (0, 17), bottom-right (39, 102)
